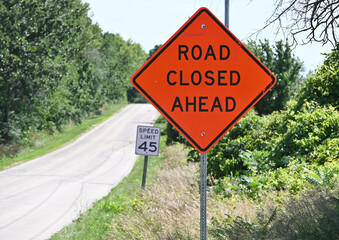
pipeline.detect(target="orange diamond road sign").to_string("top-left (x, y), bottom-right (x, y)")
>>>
top-left (131, 7), bottom-right (276, 153)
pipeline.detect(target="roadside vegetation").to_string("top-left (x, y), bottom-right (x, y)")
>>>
top-left (1, 0), bottom-right (338, 239)
top-left (0, 0), bottom-right (147, 168)
top-left (51, 47), bottom-right (338, 239)
top-left (165, 45), bottom-right (339, 239)
top-left (0, 103), bottom-right (126, 170)
top-left (51, 115), bottom-right (167, 240)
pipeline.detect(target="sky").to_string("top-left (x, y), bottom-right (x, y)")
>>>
top-left (83, 0), bottom-right (334, 74)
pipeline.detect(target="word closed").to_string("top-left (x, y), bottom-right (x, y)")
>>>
top-left (167, 44), bottom-right (240, 113)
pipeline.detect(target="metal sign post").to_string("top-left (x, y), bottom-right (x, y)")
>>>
top-left (225, 0), bottom-right (229, 28)
top-left (200, 152), bottom-right (208, 239)
top-left (141, 155), bottom-right (149, 190)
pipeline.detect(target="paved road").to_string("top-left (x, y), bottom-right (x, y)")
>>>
top-left (0, 104), bottom-right (159, 240)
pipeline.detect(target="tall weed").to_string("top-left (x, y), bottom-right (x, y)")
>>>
top-left (210, 189), bottom-right (339, 240)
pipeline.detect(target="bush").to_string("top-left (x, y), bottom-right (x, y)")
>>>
top-left (213, 159), bottom-right (338, 199)
top-left (165, 122), bottom-right (189, 146)
top-left (295, 44), bottom-right (339, 110)
top-left (270, 102), bottom-right (339, 166)
top-left (191, 102), bottom-right (338, 181)
top-left (185, 101), bottom-right (338, 199)
top-left (126, 87), bottom-right (147, 103)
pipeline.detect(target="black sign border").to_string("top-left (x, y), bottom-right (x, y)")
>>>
top-left (132, 8), bottom-right (276, 153)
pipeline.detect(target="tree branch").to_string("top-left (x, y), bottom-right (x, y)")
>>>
top-left (253, 0), bottom-right (339, 47)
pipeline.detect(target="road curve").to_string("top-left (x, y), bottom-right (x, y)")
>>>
top-left (0, 104), bottom-right (159, 240)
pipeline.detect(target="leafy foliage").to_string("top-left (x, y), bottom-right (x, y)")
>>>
top-left (187, 102), bottom-right (339, 198)
top-left (247, 39), bottom-right (303, 115)
top-left (295, 44), bottom-right (339, 110)
top-left (0, 0), bottom-right (147, 145)
top-left (127, 44), bottom-right (162, 103)
top-left (182, 47), bottom-right (339, 199)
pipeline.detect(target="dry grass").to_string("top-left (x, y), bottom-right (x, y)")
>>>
top-left (0, 144), bottom-right (22, 158)
top-left (105, 143), bottom-right (339, 239)
top-left (106, 144), bottom-right (264, 240)
top-left (209, 189), bottom-right (339, 240)
top-left (107, 144), bottom-right (199, 239)
top-left (267, 189), bottom-right (339, 240)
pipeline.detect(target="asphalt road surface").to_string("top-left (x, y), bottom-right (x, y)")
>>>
top-left (0, 104), bottom-right (159, 240)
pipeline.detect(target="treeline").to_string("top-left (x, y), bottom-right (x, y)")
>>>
top-left (0, 0), bottom-right (147, 144)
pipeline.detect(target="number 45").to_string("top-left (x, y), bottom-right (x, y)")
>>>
top-left (138, 141), bottom-right (157, 153)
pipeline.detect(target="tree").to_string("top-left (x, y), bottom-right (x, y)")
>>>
top-left (0, 0), bottom-right (92, 142)
top-left (127, 44), bottom-right (162, 103)
top-left (295, 43), bottom-right (339, 110)
top-left (148, 44), bottom-right (162, 60)
top-left (247, 39), bottom-right (303, 115)
top-left (101, 33), bottom-right (147, 102)
top-left (0, 0), bottom-right (149, 145)
top-left (259, 0), bottom-right (339, 47)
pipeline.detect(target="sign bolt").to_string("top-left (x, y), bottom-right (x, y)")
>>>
top-left (201, 24), bottom-right (206, 29)
top-left (201, 132), bottom-right (205, 136)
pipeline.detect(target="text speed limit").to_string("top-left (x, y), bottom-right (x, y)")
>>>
top-left (135, 125), bottom-right (161, 156)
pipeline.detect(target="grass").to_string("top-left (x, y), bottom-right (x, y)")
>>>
top-left (209, 189), bottom-right (339, 240)
top-left (266, 190), bottom-right (339, 239)
top-left (107, 143), bottom-right (200, 239)
top-left (0, 103), bottom-right (127, 171)
top-left (104, 143), bottom-right (267, 240)
top-left (50, 156), bottom-right (163, 240)
top-left (50, 115), bottom-right (167, 240)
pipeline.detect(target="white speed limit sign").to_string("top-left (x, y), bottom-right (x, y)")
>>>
top-left (135, 125), bottom-right (161, 156)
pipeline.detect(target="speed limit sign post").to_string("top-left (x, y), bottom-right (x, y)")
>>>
top-left (135, 125), bottom-right (161, 189)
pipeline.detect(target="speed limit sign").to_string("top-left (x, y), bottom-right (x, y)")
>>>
top-left (135, 125), bottom-right (161, 156)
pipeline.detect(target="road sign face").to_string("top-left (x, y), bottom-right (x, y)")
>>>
top-left (131, 7), bottom-right (276, 153)
top-left (135, 125), bottom-right (161, 156)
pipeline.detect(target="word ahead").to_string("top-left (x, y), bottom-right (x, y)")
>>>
top-left (131, 8), bottom-right (276, 153)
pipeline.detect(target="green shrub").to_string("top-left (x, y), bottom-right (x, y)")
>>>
top-left (126, 87), bottom-right (147, 103)
top-left (165, 122), bottom-right (188, 145)
top-left (198, 102), bottom-right (338, 181)
top-left (295, 44), bottom-right (339, 110)
top-left (270, 103), bottom-right (339, 166)
top-left (213, 157), bottom-right (338, 200)
top-left (310, 138), bottom-right (339, 164)
top-left (183, 100), bottom-right (339, 199)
